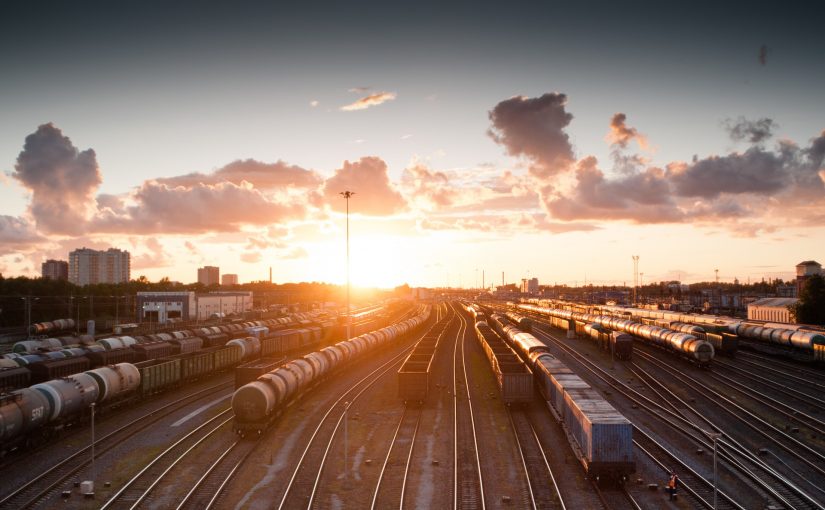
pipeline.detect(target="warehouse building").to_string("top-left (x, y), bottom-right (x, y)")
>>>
top-left (747, 297), bottom-right (798, 324)
top-left (136, 291), bottom-right (253, 323)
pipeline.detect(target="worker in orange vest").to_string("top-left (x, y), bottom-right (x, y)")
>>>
top-left (667, 472), bottom-right (679, 500)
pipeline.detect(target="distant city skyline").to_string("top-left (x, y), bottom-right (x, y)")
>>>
top-left (1, 1), bottom-right (823, 288)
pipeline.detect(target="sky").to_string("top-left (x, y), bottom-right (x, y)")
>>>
top-left (1, 1), bottom-right (824, 288)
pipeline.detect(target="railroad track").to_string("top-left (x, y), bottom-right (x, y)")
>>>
top-left (705, 363), bottom-right (825, 437)
top-left (369, 405), bottom-right (423, 509)
top-left (736, 351), bottom-right (825, 383)
top-left (632, 428), bottom-right (741, 509)
top-left (507, 408), bottom-right (566, 509)
top-left (451, 303), bottom-right (485, 510)
top-left (713, 357), bottom-right (825, 410)
top-left (277, 312), bottom-right (449, 510)
top-left (593, 485), bottom-right (641, 510)
top-left (99, 410), bottom-right (233, 509)
top-left (0, 380), bottom-right (234, 509)
top-left (634, 349), bottom-right (825, 508)
top-left (525, 323), bottom-right (799, 509)
top-left (175, 436), bottom-right (261, 510)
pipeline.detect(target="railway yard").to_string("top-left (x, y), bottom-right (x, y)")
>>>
top-left (1, 300), bottom-right (824, 509)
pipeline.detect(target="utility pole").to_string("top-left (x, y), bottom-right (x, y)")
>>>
top-left (632, 255), bottom-right (639, 304)
top-left (340, 191), bottom-right (355, 341)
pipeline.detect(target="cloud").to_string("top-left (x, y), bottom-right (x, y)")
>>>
top-left (401, 163), bottom-right (457, 209)
top-left (544, 157), bottom-right (685, 223)
top-left (281, 246), bottom-right (308, 259)
top-left (322, 157), bottom-right (406, 215)
top-left (154, 159), bottom-right (321, 190)
top-left (759, 44), bottom-right (769, 66)
top-left (488, 93), bottom-right (575, 179)
top-left (418, 213), bottom-right (596, 234)
top-left (607, 113), bottom-right (648, 149)
top-left (668, 148), bottom-right (790, 198)
top-left (132, 238), bottom-right (171, 269)
top-left (310, 100), bottom-right (319, 107)
top-left (0, 216), bottom-right (45, 254)
top-left (723, 117), bottom-right (777, 144)
top-left (340, 92), bottom-right (397, 111)
top-left (13, 123), bottom-right (101, 235)
top-left (348, 87), bottom-right (371, 93)
top-left (240, 251), bottom-right (262, 263)
top-left (93, 181), bottom-right (308, 234)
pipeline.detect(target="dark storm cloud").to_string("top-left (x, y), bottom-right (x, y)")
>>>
top-left (723, 117), bottom-right (777, 144)
top-left (488, 93), bottom-right (575, 179)
top-left (322, 157), bottom-right (406, 215)
top-left (13, 123), bottom-right (101, 235)
top-left (154, 159), bottom-right (322, 189)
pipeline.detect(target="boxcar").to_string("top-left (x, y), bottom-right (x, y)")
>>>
top-left (562, 388), bottom-right (634, 479)
top-left (136, 358), bottom-right (181, 395)
top-left (214, 344), bottom-right (242, 371)
top-left (28, 357), bottom-right (91, 384)
top-left (133, 341), bottom-right (176, 362)
top-left (0, 366), bottom-right (31, 393)
top-left (610, 332), bottom-right (633, 360)
top-left (86, 347), bottom-right (136, 367)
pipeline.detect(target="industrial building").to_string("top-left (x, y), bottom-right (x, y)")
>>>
top-left (41, 259), bottom-right (68, 281)
top-left (68, 248), bottom-right (130, 285)
top-left (521, 277), bottom-right (539, 294)
top-left (198, 266), bottom-right (220, 285)
top-left (747, 297), bottom-right (798, 324)
top-left (222, 273), bottom-right (239, 286)
top-left (136, 291), bottom-right (253, 323)
top-left (796, 260), bottom-right (822, 296)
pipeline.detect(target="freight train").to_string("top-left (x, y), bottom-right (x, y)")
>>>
top-left (486, 313), bottom-right (635, 481)
top-left (232, 306), bottom-right (431, 437)
top-left (28, 319), bottom-right (76, 336)
top-left (559, 302), bottom-right (825, 361)
top-left (0, 306), bottom-right (399, 453)
top-left (0, 308), bottom-right (391, 393)
top-left (581, 324), bottom-right (633, 361)
top-left (517, 303), bottom-right (714, 366)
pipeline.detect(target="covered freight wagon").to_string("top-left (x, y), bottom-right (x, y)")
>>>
top-left (562, 388), bottom-right (634, 479)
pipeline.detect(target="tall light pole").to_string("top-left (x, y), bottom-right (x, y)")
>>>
top-left (90, 402), bottom-right (96, 486)
top-left (340, 191), bottom-right (355, 341)
top-left (709, 431), bottom-right (722, 509)
top-left (343, 401), bottom-right (350, 481)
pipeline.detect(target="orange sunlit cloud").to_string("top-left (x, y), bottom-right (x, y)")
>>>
top-left (340, 91), bottom-right (397, 111)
